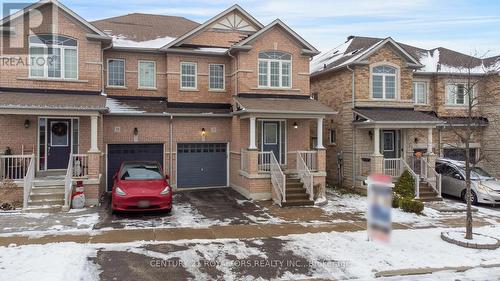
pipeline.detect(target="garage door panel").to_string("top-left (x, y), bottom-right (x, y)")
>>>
top-left (177, 143), bottom-right (227, 188)
top-left (107, 144), bottom-right (164, 191)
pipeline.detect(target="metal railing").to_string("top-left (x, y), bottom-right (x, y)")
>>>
top-left (383, 158), bottom-right (402, 177)
top-left (297, 151), bottom-right (318, 171)
top-left (297, 152), bottom-right (314, 201)
top-left (420, 157), bottom-right (442, 197)
top-left (64, 155), bottom-right (74, 210)
top-left (71, 154), bottom-right (89, 178)
top-left (401, 159), bottom-right (421, 198)
top-left (22, 155), bottom-right (35, 209)
top-left (240, 149), bottom-right (249, 172)
top-left (270, 152), bottom-right (286, 206)
top-left (0, 155), bottom-right (33, 180)
top-left (258, 151), bottom-right (272, 173)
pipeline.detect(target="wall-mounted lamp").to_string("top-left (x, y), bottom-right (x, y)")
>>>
top-left (24, 119), bottom-right (30, 129)
top-left (133, 127), bottom-right (139, 136)
top-left (293, 122), bottom-right (298, 129)
top-left (414, 137), bottom-right (419, 143)
top-left (368, 130), bottom-right (373, 140)
top-left (201, 128), bottom-right (206, 136)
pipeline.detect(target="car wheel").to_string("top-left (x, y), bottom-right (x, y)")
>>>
top-left (461, 190), bottom-right (478, 205)
top-left (164, 208), bottom-right (172, 214)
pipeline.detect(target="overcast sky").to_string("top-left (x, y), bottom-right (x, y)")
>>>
top-left (4, 0), bottom-right (500, 56)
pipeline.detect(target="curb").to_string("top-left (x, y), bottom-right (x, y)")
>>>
top-left (441, 231), bottom-right (500, 250)
top-left (376, 263), bottom-right (500, 278)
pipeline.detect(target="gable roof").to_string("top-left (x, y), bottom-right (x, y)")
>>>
top-left (0, 0), bottom-right (107, 37)
top-left (312, 35), bottom-right (500, 76)
top-left (91, 13), bottom-right (199, 42)
top-left (232, 19), bottom-right (319, 55)
top-left (161, 4), bottom-right (264, 50)
top-left (311, 36), bottom-right (422, 76)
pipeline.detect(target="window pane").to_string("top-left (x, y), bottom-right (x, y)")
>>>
top-left (270, 61), bottom-right (280, 87)
top-left (108, 59), bottom-right (125, 86)
top-left (139, 61), bottom-right (155, 88)
top-left (264, 123), bottom-right (277, 144)
top-left (456, 84), bottom-right (465, 104)
top-left (72, 119), bottom-right (79, 154)
top-left (47, 47), bottom-right (61, 78)
top-left (446, 84), bottom-right (456, 104)
top-left (64, 49), bottom-right (77, 79)
top-left (372, 75), bottom-right (383, 98)
top-left (29, 47), bottom-right (45, 77)
top-left (259, 51), bottom-right (291, 60)
top-left (414, 82), bottom-right (427, 104)
top-left (209, 64), bottom-right (224, 90)
top-left (385, 76), bottom-right (396, 99)
top-left (258, 61), bottom-right (268, 86)
top-left (281, 62), bottom-right (291, 87)
top-left (181, 63), bottom-right (196, 89)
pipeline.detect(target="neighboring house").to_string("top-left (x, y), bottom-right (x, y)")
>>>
top-left (310, 36), bottom-right (500, 200)
top-left (0, 0), bottom-right (334, 211)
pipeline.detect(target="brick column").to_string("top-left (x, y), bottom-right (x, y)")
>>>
top-left (316, 149), bottom-right (326, 172)
top-left (370, 154), bottom-right (384, 174)
top-left (248, 150), bottom-right (259, 174)
top-left (87, 152), bottom-right (101, 179)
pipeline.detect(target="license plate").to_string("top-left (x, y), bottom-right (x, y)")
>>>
top-left (137, 200), bottom-right (150, 208)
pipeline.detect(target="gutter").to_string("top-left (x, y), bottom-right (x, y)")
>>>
top-left (233, 109), bottom-right (337, 115)
top-left (166, 48), bottom-right (228, 56)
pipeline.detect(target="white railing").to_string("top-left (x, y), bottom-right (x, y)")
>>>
top-left (383, 158), bottom-right (402, 177)
top-left (0, 155), bottom-right (33, 180)
top-left (71, 154), bottom-right (89, 178)
top-left (240, 149), bottom-right (249, 172)
top-left (297, 152), bottom-right (314, 201)
top-left (401, 159), bottom-right (421, 198)
top-left (297, 151), bottom-right (318, 171)
top-left (64, 156), bottom-right (74, 210)
top-left (258, 151), bottom-right (272, 173)
top-left (22, 155), bottom-right (35, 209)
top-left (270, 152), bottom-right (286, 206)
top-left (421, 157), bottom-right (442, 197)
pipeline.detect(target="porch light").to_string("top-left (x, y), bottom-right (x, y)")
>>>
top-left (293, 122), bottom-right (298, 129)
top-left (414, 137), bottom-right (418, 143)
top-left (201, 128), bottom-right (206, 136)
top-left (24, 119), bottom-right (30, 128)
top-left (368, 130), bottom-right (373, 140)
top-left (133, 127), bottom-right (139, 136)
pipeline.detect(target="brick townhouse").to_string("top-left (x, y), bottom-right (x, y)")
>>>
top-left (311, 36), bottom-right (500, 200)
top-left (0, 0), bottom-right (334, 211)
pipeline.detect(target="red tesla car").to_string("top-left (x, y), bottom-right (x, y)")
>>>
top-left (111, 161), bottom-right (172, 213)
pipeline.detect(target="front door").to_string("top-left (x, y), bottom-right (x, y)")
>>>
top-left (262, 121), bottom-right (281, 163)
top-left (381, 130), bottom-right (397, 159)
top-left (47, 119), bottom-right (71, 169)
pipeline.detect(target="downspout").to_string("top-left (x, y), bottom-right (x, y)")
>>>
top-left (228, 50), bottom-right (238, 95)
top-left (169, 115), bottom-right (174, 188)
top-left (101, 43), bottom-right (113, 94)
top-left (347, 65), bottom-right (356, 189)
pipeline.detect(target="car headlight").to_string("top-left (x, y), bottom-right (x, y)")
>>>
top-left (160, 186), bottom-right (171, 195)
top-left (115, 187), bottom-right (127, 196)
top-left (477, 184), bottom-right (494, 193)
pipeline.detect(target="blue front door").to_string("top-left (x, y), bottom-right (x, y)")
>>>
top-left (47, 119), bottom-right (71, 169)
top-left (262, 121), bottom-right (281, 163)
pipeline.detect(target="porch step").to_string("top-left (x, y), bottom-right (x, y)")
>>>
top-left (31, 186), bottom-right (65, 194)
top-left (29, 192), bottom-right (65, 201)
top-left (286, 187), bottom-right (308, 194)
top-left (23, 205), bottom-right (64, 213)
top-left (286, 192), bottom-right (310, 200)
top-left (33, 180), bottom-right (65, 187)
top-left (418, 196), bottom-right (443, 202)
top-left (282, 199), bottom-right (315, 207)
top-left (28, 198), bottom-right (65, 207)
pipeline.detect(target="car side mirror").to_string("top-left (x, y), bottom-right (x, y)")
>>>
top-left (454, 173), bottom-right (462, 180)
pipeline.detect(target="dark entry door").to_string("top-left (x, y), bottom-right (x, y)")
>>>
top-left (177, 143), bottom-right (227, 188)
top-left (107, 144), bottom-right (164, 191)
top-left (262, 121), bottom-right (280, 163)
top-left (47, 119), bottom-right (71, 169)
top-left (381, 130), bottom-right (396, 159)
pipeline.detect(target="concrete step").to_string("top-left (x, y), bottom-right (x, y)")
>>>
top-left (33, 180), bottom-right (65, 187)
top-left (28, 198), bottom-right (65, 207)
top-left (286, 193), bottom-right (310, 200)
top-left (23, 205), bottom-right (63, 213)
top-left (31, 186), bottom-right (65, 194)
top-left (286, 187), bottom-right (306, 194)
top-left (419, 191), bottom-right (438, 197)
top-left (29, 192), bottom-right (65, 201)
top-left (282, 199), bottom-right (314, 207)
top-left (418, 197), bottom-right (443, 202)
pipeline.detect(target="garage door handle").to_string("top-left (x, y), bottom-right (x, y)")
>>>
top-left (201, 168), bottom-right (204, 172)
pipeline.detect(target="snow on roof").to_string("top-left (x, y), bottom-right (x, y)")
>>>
top-left (417, 49), bottom-right (440, 72)
top-left (417, 49), bottom-right (500, 74)
top-left (195, 47), bottom-right (228, 54)
top-left (106, 98), bottom-right (146, 114)
top-left (112, 35), bottom-right (176, 49)
top-left (310, 39), bottom-right (353, 73)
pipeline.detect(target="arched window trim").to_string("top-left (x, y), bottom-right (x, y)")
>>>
top-left (258, 50), bottom-right (292, 89)
top-left (28, 34), bottom-right (78, 80)
top-left (369, 62), bottom-right (400, 100)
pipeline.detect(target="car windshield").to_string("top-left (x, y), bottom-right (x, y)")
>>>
top-left (120, 163), bottom-right (163, 180)
top-left (470, 167), bottom-right (494, 180)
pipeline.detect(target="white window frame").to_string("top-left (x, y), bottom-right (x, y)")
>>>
top-left (28, 36), bottom-right (79, 80)
top-left (383, 131), bottom-right (395, 152)
top-left (413, 81), bottom-right (428, 105)
top-left (180, 62), bottom-right (198, 90)
top-left (208, 63), bottom-right (225, 91)
top-left (138, 60), bottom-right (157, 89)
top-left (258, 52), bottom-right (292, 89)
top-left (328, 128), bottom-right (336, 144)
top-left (446, 82), bottom-right (475, 107)
top-left (49, 121), bottom-right (69, 147)
top-left (370, 63), bottom-right (399, 100)
top-left (107, 58), bottom-right (126, 88)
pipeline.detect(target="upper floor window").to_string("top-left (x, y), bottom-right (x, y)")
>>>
top-left (29, 35), bottom-right (78, 79)
top-left (372, 65), bottom-right (397, 99)
top-left (328, 129), bottom-right (336, 144)
top-left (446, 83), bottom-right (473, 106)
top-left (180, 62), bottom-right (197, 90)
top-left (107, 59), bottom-right (125, 87)
top-left (258, 51), bottom-right (291, 88)
top-left (413, 81), bottom-right (428, 104)
top-left (209, 64), bottom-right (225, 91)
top-left (138, 60), bottom-right (156, 89)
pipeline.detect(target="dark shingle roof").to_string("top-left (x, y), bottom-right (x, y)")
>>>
top-left (235, 96), bottom-right (336, 115)
top-left (105, 97), bottom-right (231, 115)
top-left (91, 13), bottom-right (199, 41)
top-left (354, 108), bottom-right (442, 123)
top-left (0, 91), bottom-right (106, 111)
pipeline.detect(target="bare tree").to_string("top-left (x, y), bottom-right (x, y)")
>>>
top-left (444, 51), bottom-right (500, 240)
